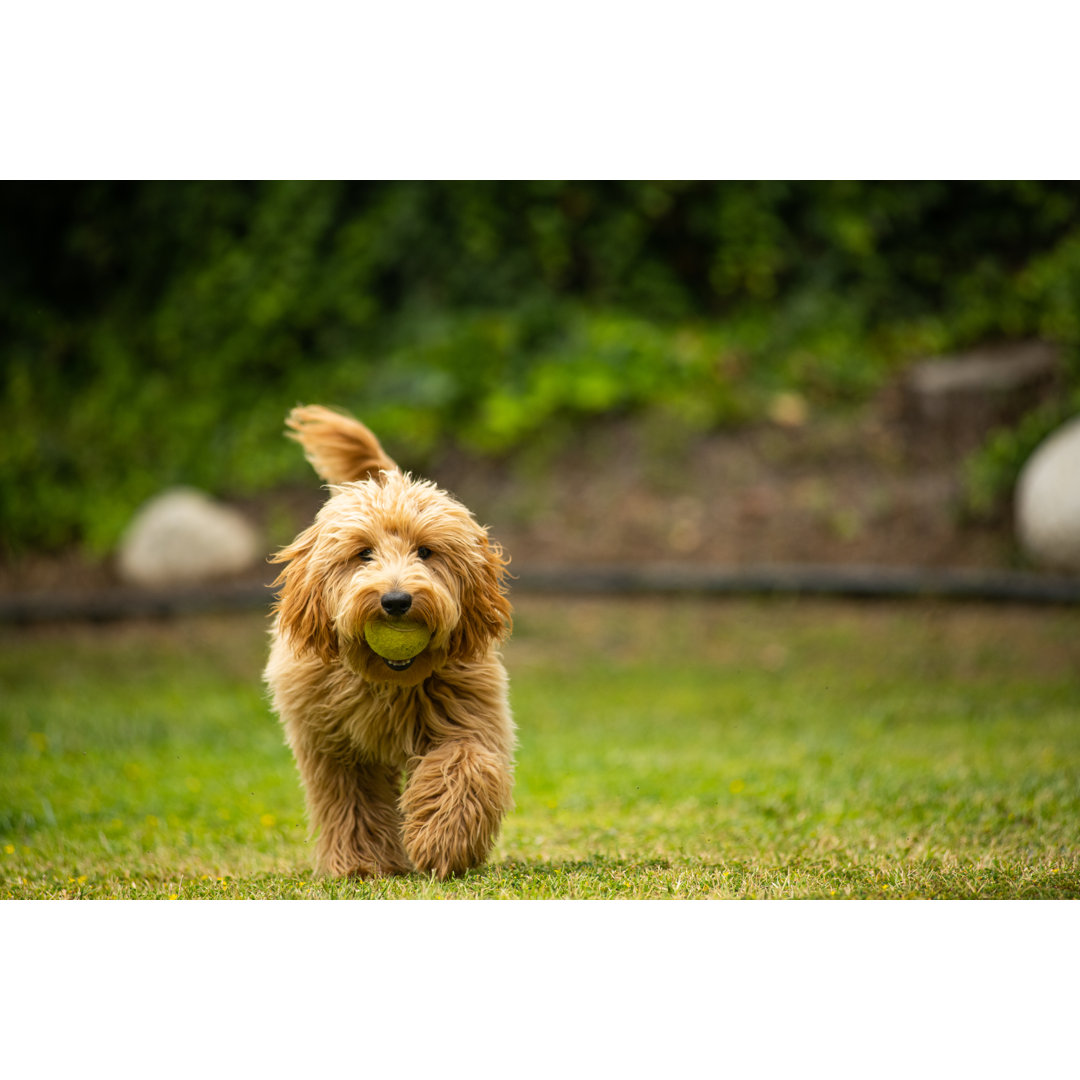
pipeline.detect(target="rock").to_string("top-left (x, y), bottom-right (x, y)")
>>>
top-left (1016, 416), bottom-right (1080, 572)
top-left (901, 341), bottom-right (1061, 458)
top-left (117, 487), bottom-right (261, 587)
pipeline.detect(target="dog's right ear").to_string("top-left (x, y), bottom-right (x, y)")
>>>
top-left (270, 523), bottom-right (338, 663)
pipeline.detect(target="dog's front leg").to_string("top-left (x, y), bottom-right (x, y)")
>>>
top-left (400, 739), bottom-right (514, 879)
top-left (291, 741), bottom-right (412, 878)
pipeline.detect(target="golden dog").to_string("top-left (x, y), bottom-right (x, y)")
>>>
top-left (264, 406), bottom-right (514, 879)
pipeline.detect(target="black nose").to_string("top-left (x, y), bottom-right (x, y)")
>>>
top-left (380, 590), bottom-right (412, 617)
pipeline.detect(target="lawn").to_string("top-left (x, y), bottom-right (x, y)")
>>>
top-left (2, 595), bottom-right (1078, 899)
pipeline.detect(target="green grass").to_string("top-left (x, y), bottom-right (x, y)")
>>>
top-left (2, 597), bottom-right (1079, 899)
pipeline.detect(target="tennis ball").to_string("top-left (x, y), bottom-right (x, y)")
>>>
top-left (363, 618), bottom-right (431, 661)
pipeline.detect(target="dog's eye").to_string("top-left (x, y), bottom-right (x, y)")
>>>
top-left (358, 548), bottom-right (374, 562)
top-left (416, 546), bottom-right (432, 560)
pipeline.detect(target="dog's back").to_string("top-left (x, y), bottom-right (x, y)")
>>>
top-left (286, 405), bottom-right (398, 485)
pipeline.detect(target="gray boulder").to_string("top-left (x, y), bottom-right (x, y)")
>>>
top-left (117, 487), bottom-right (261, 587)
top-left (901, 341), bottom-right (1061, 459)
top-left (1016, 416), bottom-right (1080, 572)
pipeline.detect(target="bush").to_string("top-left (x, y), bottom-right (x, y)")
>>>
top-left (3, 181), bottom-right (1080, 554)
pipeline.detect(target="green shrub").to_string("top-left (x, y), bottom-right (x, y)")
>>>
top-left (3, 181), bottom-right (1080, 555)
top-left (963, 385), bottom-right (1080, 523)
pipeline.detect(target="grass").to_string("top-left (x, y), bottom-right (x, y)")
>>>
top-left (2, 596), bottom-right (1079, 899)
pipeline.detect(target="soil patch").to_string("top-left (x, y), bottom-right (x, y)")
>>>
top-left (0, 390), bottom-right (1021, 598)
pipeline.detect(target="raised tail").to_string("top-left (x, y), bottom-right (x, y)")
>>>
top-left (285, 405), bottom-right (398, 484)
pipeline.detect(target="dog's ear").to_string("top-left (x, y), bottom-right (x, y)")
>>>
top-left (270, 523), bottom-right (338, 663)
top-left (448, 536), bottom-right (513, 662)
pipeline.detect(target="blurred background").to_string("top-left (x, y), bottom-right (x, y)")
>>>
top-left (2, 180), bottom-right (1080, 595)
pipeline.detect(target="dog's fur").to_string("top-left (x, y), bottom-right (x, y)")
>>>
top-left (264, 405), bottom-right (514, 879)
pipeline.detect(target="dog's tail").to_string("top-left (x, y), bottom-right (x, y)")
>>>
top-left (285, 405), bottom-right (398, 484)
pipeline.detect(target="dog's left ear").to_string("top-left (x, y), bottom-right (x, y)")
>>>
top-left (270, 523), bottom-right (338, 664)
top-left (448, 536), bottom-right (513, 661)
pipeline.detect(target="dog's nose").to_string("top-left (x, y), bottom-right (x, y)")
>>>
top-left (380, 590), bottom-right (413, 617)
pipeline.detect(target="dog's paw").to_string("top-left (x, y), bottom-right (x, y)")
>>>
top-left (400, 742), bottom-right (513, 880)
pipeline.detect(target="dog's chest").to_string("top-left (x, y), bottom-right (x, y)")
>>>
top-left (335, 685), bottom-right (428, 765)
top-left (266, 638), bottom-right (435, 767)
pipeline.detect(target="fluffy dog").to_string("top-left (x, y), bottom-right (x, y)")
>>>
top-left (264, 405), bottom-right (514, 879)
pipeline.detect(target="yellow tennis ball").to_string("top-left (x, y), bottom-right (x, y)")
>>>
top-left (363, 619), bottom-right (432, 661)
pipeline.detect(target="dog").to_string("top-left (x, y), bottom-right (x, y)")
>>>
top-left (264, 405), bottom-right (514, 879)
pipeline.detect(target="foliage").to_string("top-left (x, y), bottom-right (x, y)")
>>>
top-left (963, 383), bottom-right (1080, 522)
top-left (3, 181), bottom-right (1080, 554)
top-left (2, 597), bottom-right (1079, 899)
top-left (961, 228), bottom-right (1080, 518)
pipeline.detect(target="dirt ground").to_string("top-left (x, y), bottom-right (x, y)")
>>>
top-left (438, 404), bottom-right (1014, 572)
top-left (0, 383), bottom-right (1022, 600)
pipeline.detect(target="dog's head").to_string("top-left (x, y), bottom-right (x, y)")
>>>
top-left (271, 471), bottom-right (511, 686)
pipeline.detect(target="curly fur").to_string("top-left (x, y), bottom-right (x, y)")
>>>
top-left (264, 405), bottom-right (514, 879)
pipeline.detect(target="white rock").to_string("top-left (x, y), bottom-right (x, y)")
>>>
top-left (117, 487), bottom-right (261, 587)
top-left (1016, 415), bottom-right (1080, 572)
